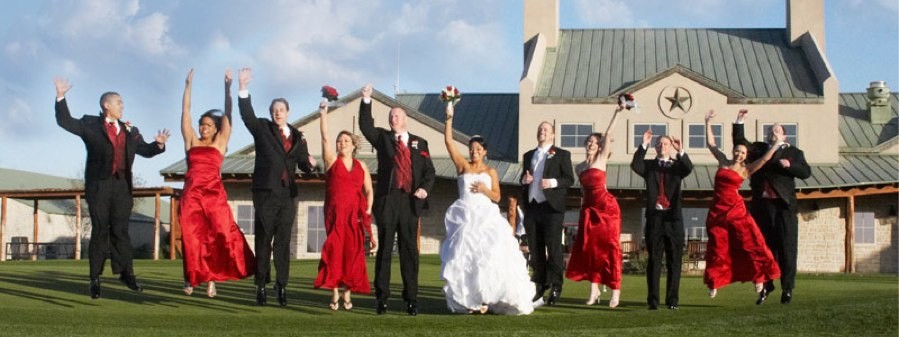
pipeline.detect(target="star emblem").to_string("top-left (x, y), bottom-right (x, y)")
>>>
top-left (665, 88), bottom-right (690, 113)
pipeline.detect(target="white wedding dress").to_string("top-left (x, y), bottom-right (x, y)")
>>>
top-left (440, 172), bottom-right (536, 315)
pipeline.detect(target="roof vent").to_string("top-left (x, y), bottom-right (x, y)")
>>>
top-left (867, 81), bottom-right (892, 125)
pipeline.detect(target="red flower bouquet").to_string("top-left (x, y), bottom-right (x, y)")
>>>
top-left (321, 85), bottom-right (339, 102)
top-left (439, 85), bottom-right (462, 105)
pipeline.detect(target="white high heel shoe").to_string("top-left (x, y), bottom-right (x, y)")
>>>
top-left (586, 287), bottom-right (601, 305)
top-left (609, 289), bottom-right (620, 308)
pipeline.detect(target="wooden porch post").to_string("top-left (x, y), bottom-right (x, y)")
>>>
top-left (1, 196), bottom-right (6, 261)
top-left (32, 200), bottom-right (38, 261)
top-left (845, 195), bottom-right (855, 273)
top-left (169, 196), bottom-right (177, 260)
top-left (75, 195), bottom-right (82, 260)
top-left (153, 193), bottom-right (161, 260)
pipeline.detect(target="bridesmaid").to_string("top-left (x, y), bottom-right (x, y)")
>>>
top-left (313, 98), bottom-right (377, 311)
top-left (702, 110), bottom-right (782, 303)
top-left (179, 69), bottom-right (255, 297)
top-left (565, 102), bottom-right (625, 308)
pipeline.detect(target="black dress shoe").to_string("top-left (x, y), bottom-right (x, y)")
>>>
top-left (532, 285), bottom-right (546, 302)
top-left (648, 304), bottom-right (658, 310)
top-left (756, 289), bottom-right (768, 305)
top-left (376, 299), bottom-right (388, 315)
top-left (89, 279), bottom-right (101, 299)
top-left (546, 286), bottom-right (562, 306)
top-left (781, 289), bottom-right (792, 304)
top-left (273, 283), bottom-right (287, 306)
top-left (118, 274), bottom-right (143, 292)
top-left (406, 301), bottom-right (418, 316)
top-left (256, 287), bottom-right (267, 306)
top-left (667, 305), bottom-right (679, 310)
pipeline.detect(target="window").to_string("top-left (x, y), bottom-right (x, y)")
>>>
top-left (307, 205), bottom-right (326, 253)
top-left (236, 205), bottom-right (255, 235)
top-left (682, 208), bottom-right (709, 241)
top-left (632, 124), bottom-right (668, 149)
top-left (560, 124), bottom-right (593, 148)
top-left (762, 124), bottom-right (798, 146)
top-left (854, 212), bottom-right (875, 244)
top-left (687, 124), bottom-right (722, 149)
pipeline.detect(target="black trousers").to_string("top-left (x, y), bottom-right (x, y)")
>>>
top-left (374, 190), bottom-right (419, 303)
top-left (85, 178), bottom-right (134, 279)
top-left (523, 201), bottom-right (564, 289)
top-left (644, 211), bottom-right (684, 307)
top-left (252, 188), bottom-right (297, 287)
top-left (752, 198), bottom-right (798, 290)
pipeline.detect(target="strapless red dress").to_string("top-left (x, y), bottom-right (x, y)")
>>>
top-left (565, 168), bottom-right (622, 289)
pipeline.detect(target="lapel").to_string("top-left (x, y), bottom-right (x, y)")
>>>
top-left (407, 134), bottom-right (418, 170)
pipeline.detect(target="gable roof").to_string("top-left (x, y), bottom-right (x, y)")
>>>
top-left (535, 28), bottom-right (823, 102)
top-left (838, 93), bottom-right (899, 152)
top-left (396, 93), bottom-right (519, 161)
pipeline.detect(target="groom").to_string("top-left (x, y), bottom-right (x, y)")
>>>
top-left (358, 84), bottom-right (435, 316)
top-left (520, 121), bottom-right (574, 306)
top-left (54, 78), bottom-right (169, 299)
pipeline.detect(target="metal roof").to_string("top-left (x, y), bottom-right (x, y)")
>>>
top-left (160, 153), bottom-right (897, 191)
top-left (838, 93), bottom-right (899, 151)
top-left (396, 93), bottom-right (519, 161)
top-left (535, 29), bottom-right (822, 101)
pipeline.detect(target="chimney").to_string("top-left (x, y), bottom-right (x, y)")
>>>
top-left (786, 0), bottom-right (825, 51)
top-left (867, 81), bottom-right (893, 125)
top-left (523, 0), bottom-right (559, 48)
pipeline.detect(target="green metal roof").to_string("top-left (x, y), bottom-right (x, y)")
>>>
top-left (535, 29), bottom-right (822, 101)
top-left (838, 93), bottom-right (899, 151)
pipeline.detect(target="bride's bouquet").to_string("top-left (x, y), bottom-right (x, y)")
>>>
top-left (321, 85), bottom-right (339, 103)
top-left (440, 85), bottom-right (462, 106)
top-left (617, 93), bottom-right (639, 112)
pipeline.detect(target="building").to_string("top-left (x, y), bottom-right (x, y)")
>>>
top-left (160, 0), bottom-right (897, 273)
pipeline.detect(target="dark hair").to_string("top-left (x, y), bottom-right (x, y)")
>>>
top-left (199, 109), bottom-right (223, 140)
top-left (337, 130), bottom-right (360, 157)
top-left (584, 132), bottom-right (604, 146)
top-left (469, 135), bottom-right (487, 151)
top-left (269, 98), bottom-right (290, 114)
top-left (98, 91), bottom-right (119, 111)
top-left (734, 139), bottom-right (751, 150)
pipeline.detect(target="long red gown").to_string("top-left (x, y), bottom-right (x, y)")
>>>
top-left (180, 146), bottom-right (255, 287)
top-left (565, 168), bottom-right (622, 290)
top-left (704, 168), bottom-right (781, 290)
top-left (314, 159), bottom-right (373, 293)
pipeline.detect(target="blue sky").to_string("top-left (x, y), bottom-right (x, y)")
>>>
top-left (1, 0), bottom-right (896, 187)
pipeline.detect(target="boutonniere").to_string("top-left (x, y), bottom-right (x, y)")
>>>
top-left (420, 150), bottom-right (429, 158)
top-left (123, 120), bottom-right (133, 132)
top-left (547, 148), bottom-right (556, 159)
top-left (300, 133), bottom-right (307, 144)
top-left (411, 140), bottom-right (419, 149)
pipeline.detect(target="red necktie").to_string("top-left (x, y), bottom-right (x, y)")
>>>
top-left (656, 168), bottom-right (671, 210)
top-left (105, 122), bottom-right (121, 174)
top-left (393, 135), bottom-right (412, 192)
top-left (281, 131), bottom-right (292, 153)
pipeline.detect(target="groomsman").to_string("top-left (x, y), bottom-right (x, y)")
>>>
top-left (630, 130), bottom-right (693, 310)
top-left (237, 68), bottom-right (315, 306)
top-left (520, 121), bottom-right (574, 306)
top-left (54, 78), bottom-right (169, 299)
top-left (732, 110), bottom-right (810, 304)
top-left (358, 84), bottom-right (435, 316)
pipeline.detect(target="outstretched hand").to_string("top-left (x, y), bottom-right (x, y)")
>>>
top-left (736, 109), bottom-right (749, 123)
top-left (642, 129), bottom-right (653, 145)
top-left (319, 98), bottom-right (328, 115)
top-left (671, 137), bottom-right (682, 152)
top-left (185, 69), bottom-right (194, 85)
top-left (705, 110), bottom-right (716, 122)
top-left (224, 68), bottom-right (233, 87)
top-left (155, 129), bottom-right (172, 144)
top-left (361, 83), bottom-right (372, 100)
top-left (238, 68), bottom-right (252, 91)
top-left (54, 78), bottom-right (72, 98)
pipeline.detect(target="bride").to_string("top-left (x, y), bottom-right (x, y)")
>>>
top-left (440, 102), bottom-right (536, 315)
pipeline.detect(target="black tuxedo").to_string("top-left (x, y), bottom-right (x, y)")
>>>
top-left (631, 144), bottom-right (693, 308)
top-left (55, 98), bottom-right (165, 280)
top-left (358, 100), bottom-right (435, 304)
top-left (239, 95), bottom-right (313, 288)
top-left (733, 123), bottom-right (810, 291)
top-left (520, 146), bottom-right (574, 291)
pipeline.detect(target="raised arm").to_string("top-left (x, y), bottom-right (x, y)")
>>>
top-left (216, 68), bottom-right (233, 152)
top-left (180, 69), bottom-right (196, 151)
top-left (357, 84), bottom-right (378, 145)
top-left (54, 78), bottom-right (83, 136)
top-left (444, 103), bottom-right (467, 174)
top-left (732, 109), bottom-right (750, 146)
top-left (237, 67), bottom-right (260, 135)
top-left (597, 104), bottom-right (624, 164)
top-left (630, 130), bottom-right (652, 177)
top-left (745, 137), bottom-right (784, 175)
top-left (705, 110), bottom-right (727, 165)
top-left (319, 98), bottom-right (336, 171)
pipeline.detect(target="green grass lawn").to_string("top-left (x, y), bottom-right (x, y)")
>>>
top-left (0, 255), bottom-right (895, 336)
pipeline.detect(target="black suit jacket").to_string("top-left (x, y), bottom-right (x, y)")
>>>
top-left (732, 123), bottom-right (811, 207)
top-left (55, 98), bottom-right (165, 193)
top-left (630, 145), bottom-right (693, 219)
top-left (239, 95), bottom-right (313, 198)
top-left (358, 100), bottom-right (436, 217)
top-left (520, 146), bottom-right (574, 213)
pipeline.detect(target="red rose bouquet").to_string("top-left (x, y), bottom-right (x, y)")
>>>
top-left (440, 85), bottom-right (461, 105)
top-left (321, 85), bottom-right (339, 102)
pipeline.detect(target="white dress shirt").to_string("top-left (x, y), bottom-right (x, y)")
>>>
top-left (528, 145), bottom-right (557, 203)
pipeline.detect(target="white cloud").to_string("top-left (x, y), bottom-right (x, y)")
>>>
top-left (574, 0), bottom-right (638, 27)
top-left (0, 96), bottom-right (35, 139)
